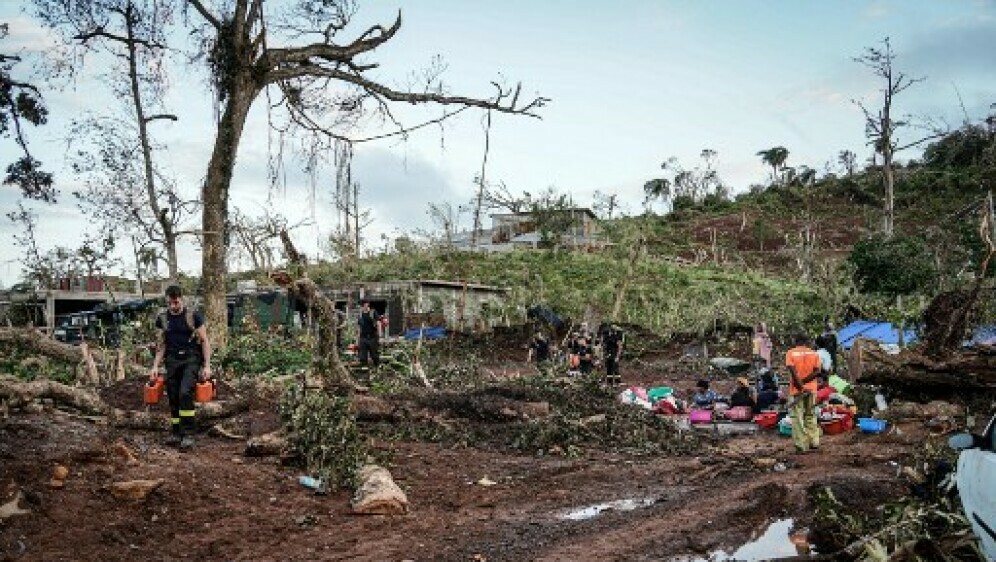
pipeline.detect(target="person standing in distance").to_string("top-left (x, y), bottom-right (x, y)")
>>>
top-left (357, 299), bottom-right (382, 369)
top-left (602, 324), bottom-right (625, 387)
top-left (785, 333), bottom-right (821, 454)
top-left (149, 285), bottom-right (212, 450)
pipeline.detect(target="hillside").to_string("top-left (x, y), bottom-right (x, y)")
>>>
top-left (294, 130), bottom-right (993, 339)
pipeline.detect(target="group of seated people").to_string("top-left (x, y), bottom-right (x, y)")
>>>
top-left (690, 363), bottom-right (853, 417)
top-left (690, 368), bottom-right (783, 414)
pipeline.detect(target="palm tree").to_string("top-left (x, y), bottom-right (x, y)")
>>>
top-left (757, 146), bottom-right (790, 184)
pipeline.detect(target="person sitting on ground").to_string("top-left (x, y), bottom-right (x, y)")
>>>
top-left (692, 379), bottom-right (720, 409)
top-left (755, 368), bottom-right (780, 411)
top-left (729, 376), bottom-right (757, 412)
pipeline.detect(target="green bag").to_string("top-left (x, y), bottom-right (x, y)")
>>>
top-left (647, 387), bottom-right (674, 404)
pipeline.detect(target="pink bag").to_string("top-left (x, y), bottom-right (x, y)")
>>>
top-left (689, 409), bottom-right (713, 424)
top-left (725, 406), bottom-right (753, 422)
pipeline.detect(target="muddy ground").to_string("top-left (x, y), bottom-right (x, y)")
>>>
top-left (0, 339), bottom-right (954, 562)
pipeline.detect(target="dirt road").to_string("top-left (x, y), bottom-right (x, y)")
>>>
top-left (1, 402), bottom-right (921, 562)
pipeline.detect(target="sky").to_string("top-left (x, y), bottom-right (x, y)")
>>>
top-left (2, 0), bottom-right (995, 288)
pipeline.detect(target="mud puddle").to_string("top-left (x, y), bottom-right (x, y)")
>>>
top-left (559, 497), bottom-right (658, 521)
top-left (671, 518), bottom-right (809, 561)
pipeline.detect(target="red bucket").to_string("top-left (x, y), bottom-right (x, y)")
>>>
top-left (753, 411), bottom-right (780, 429)
top-left (820, 417), bottom-right (849, 435)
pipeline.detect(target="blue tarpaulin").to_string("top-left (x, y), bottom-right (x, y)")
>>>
top-left (966, 325), bottom-right (996, 347)
top-left (837, 320), bottom-right (918, 350)
top-left (403, 326), bottom-right (447, 340)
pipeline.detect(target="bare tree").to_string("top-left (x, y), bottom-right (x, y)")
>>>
top-left (180, 0), bottom-right (547, 347)
top-left (6, 203), bottom-right (117, 290)
top-left (34, 0), bottom-right (193, 283)
top-left (592, 190), bottom-right (621, 220)
top-left (427, 201), bottom-right (459, 249)
top-left (470, 108), bottom-right (492, 249)
top-left (853, 37), bottom-right (945, 236)
top-left (837, 149), bottom-right (857, 177)
top-left (229, 207), bottom-right (302, 272)
top-left (482, 181), bottom-right (530, 214)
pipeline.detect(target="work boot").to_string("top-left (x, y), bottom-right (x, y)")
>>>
top-left (165, 432), bottom-right (182, 447)
top-left (179, 436), bottom-right (195, 450)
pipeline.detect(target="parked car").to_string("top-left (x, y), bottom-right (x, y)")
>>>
top-left (949, 413), bottom-right (996, 561)
top-left (53, 312), bottom-right (96, 345)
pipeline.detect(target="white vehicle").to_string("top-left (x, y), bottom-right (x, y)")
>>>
top-left (950, 414), bottom-right (996, 561)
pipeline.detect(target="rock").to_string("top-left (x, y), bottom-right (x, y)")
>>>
top-left (477, 477), bottom-right (497, 487)
top-left (753, 458), bottom-right (777, 469)
top-left (0, 482), bottom-right (30, 520)
top-left (351, 464), bottom-right (408, 515)
top-left (49, 478), bottom-right (65, 489)
top-left (52, 465), bottom-right (69, 480)
top-left (109, 479), bottom-right (164, 500)
top-left (773, 463), bottom-right (787, 472)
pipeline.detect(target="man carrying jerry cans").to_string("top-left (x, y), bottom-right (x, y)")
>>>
top-left (149, 285), bottom-right (212, 450)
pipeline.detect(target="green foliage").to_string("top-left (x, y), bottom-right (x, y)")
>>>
top-left (279, 384), bottom-right (367, 492)
top-left (848, 234), bottom-right (937, 296)
top-left (0, 349), bottom-right (74, 383)
top-left (312, 247), bottom-right (826, 337)
top-left (369, 376), bottom-right (701, 456)
top-left (811, 437), bottom-right (972, 561)
top-left (1, 23), bottom-right (55, 202)
top-left (218, 331), bottom-right (312, 378)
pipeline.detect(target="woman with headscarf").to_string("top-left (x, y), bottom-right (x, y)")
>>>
top-left (752, 323), bottom-right (773, 368)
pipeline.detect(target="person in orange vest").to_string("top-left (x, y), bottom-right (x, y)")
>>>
top-left (785, 333), bottom-right (822, 454)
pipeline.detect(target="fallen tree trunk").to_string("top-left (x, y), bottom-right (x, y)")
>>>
top-left (0, 375), bottom-right (109, 415)
top-left (0, 328), bottom-right (108, 364)
top-left (109, 398), bottom-right (252, 430)
top-left (0, 328), bottom-right (147, 382)
top-left (244, 431), bottom-right (287, 457)
top-left (0, 375), bottom-right (251, 428)
top-left (856, 340), bottom-right (996, 392)
top-left (351, 464), bottom-right (408, 515)
top-left (352, 393), bottom-right (552, 423)
top-left (270, 268), bottom-right (355, 393)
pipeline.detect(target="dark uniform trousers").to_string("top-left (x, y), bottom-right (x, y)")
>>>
top-left (165, 351), bottom-right (200, 436)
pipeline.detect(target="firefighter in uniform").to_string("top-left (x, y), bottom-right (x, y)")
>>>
top-left (149, 285), bottom-right (212, 449)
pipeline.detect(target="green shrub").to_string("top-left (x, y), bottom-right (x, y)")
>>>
top-left (279, 385), bottom-right (367, 491)
top-left (848, 234), bottom-right (937, 296)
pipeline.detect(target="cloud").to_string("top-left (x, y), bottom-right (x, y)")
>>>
top-left (2, 15), bottom-right (60, 52)
top-left (861, 1), bottom-right (892, 21)
top-left (903, 18), bottom-right (996, 77)
top-left (352, 146), bottom-right (463, 235)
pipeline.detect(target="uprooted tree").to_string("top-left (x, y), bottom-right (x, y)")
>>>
top-left (178, 0), bottom-right (547, 349)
